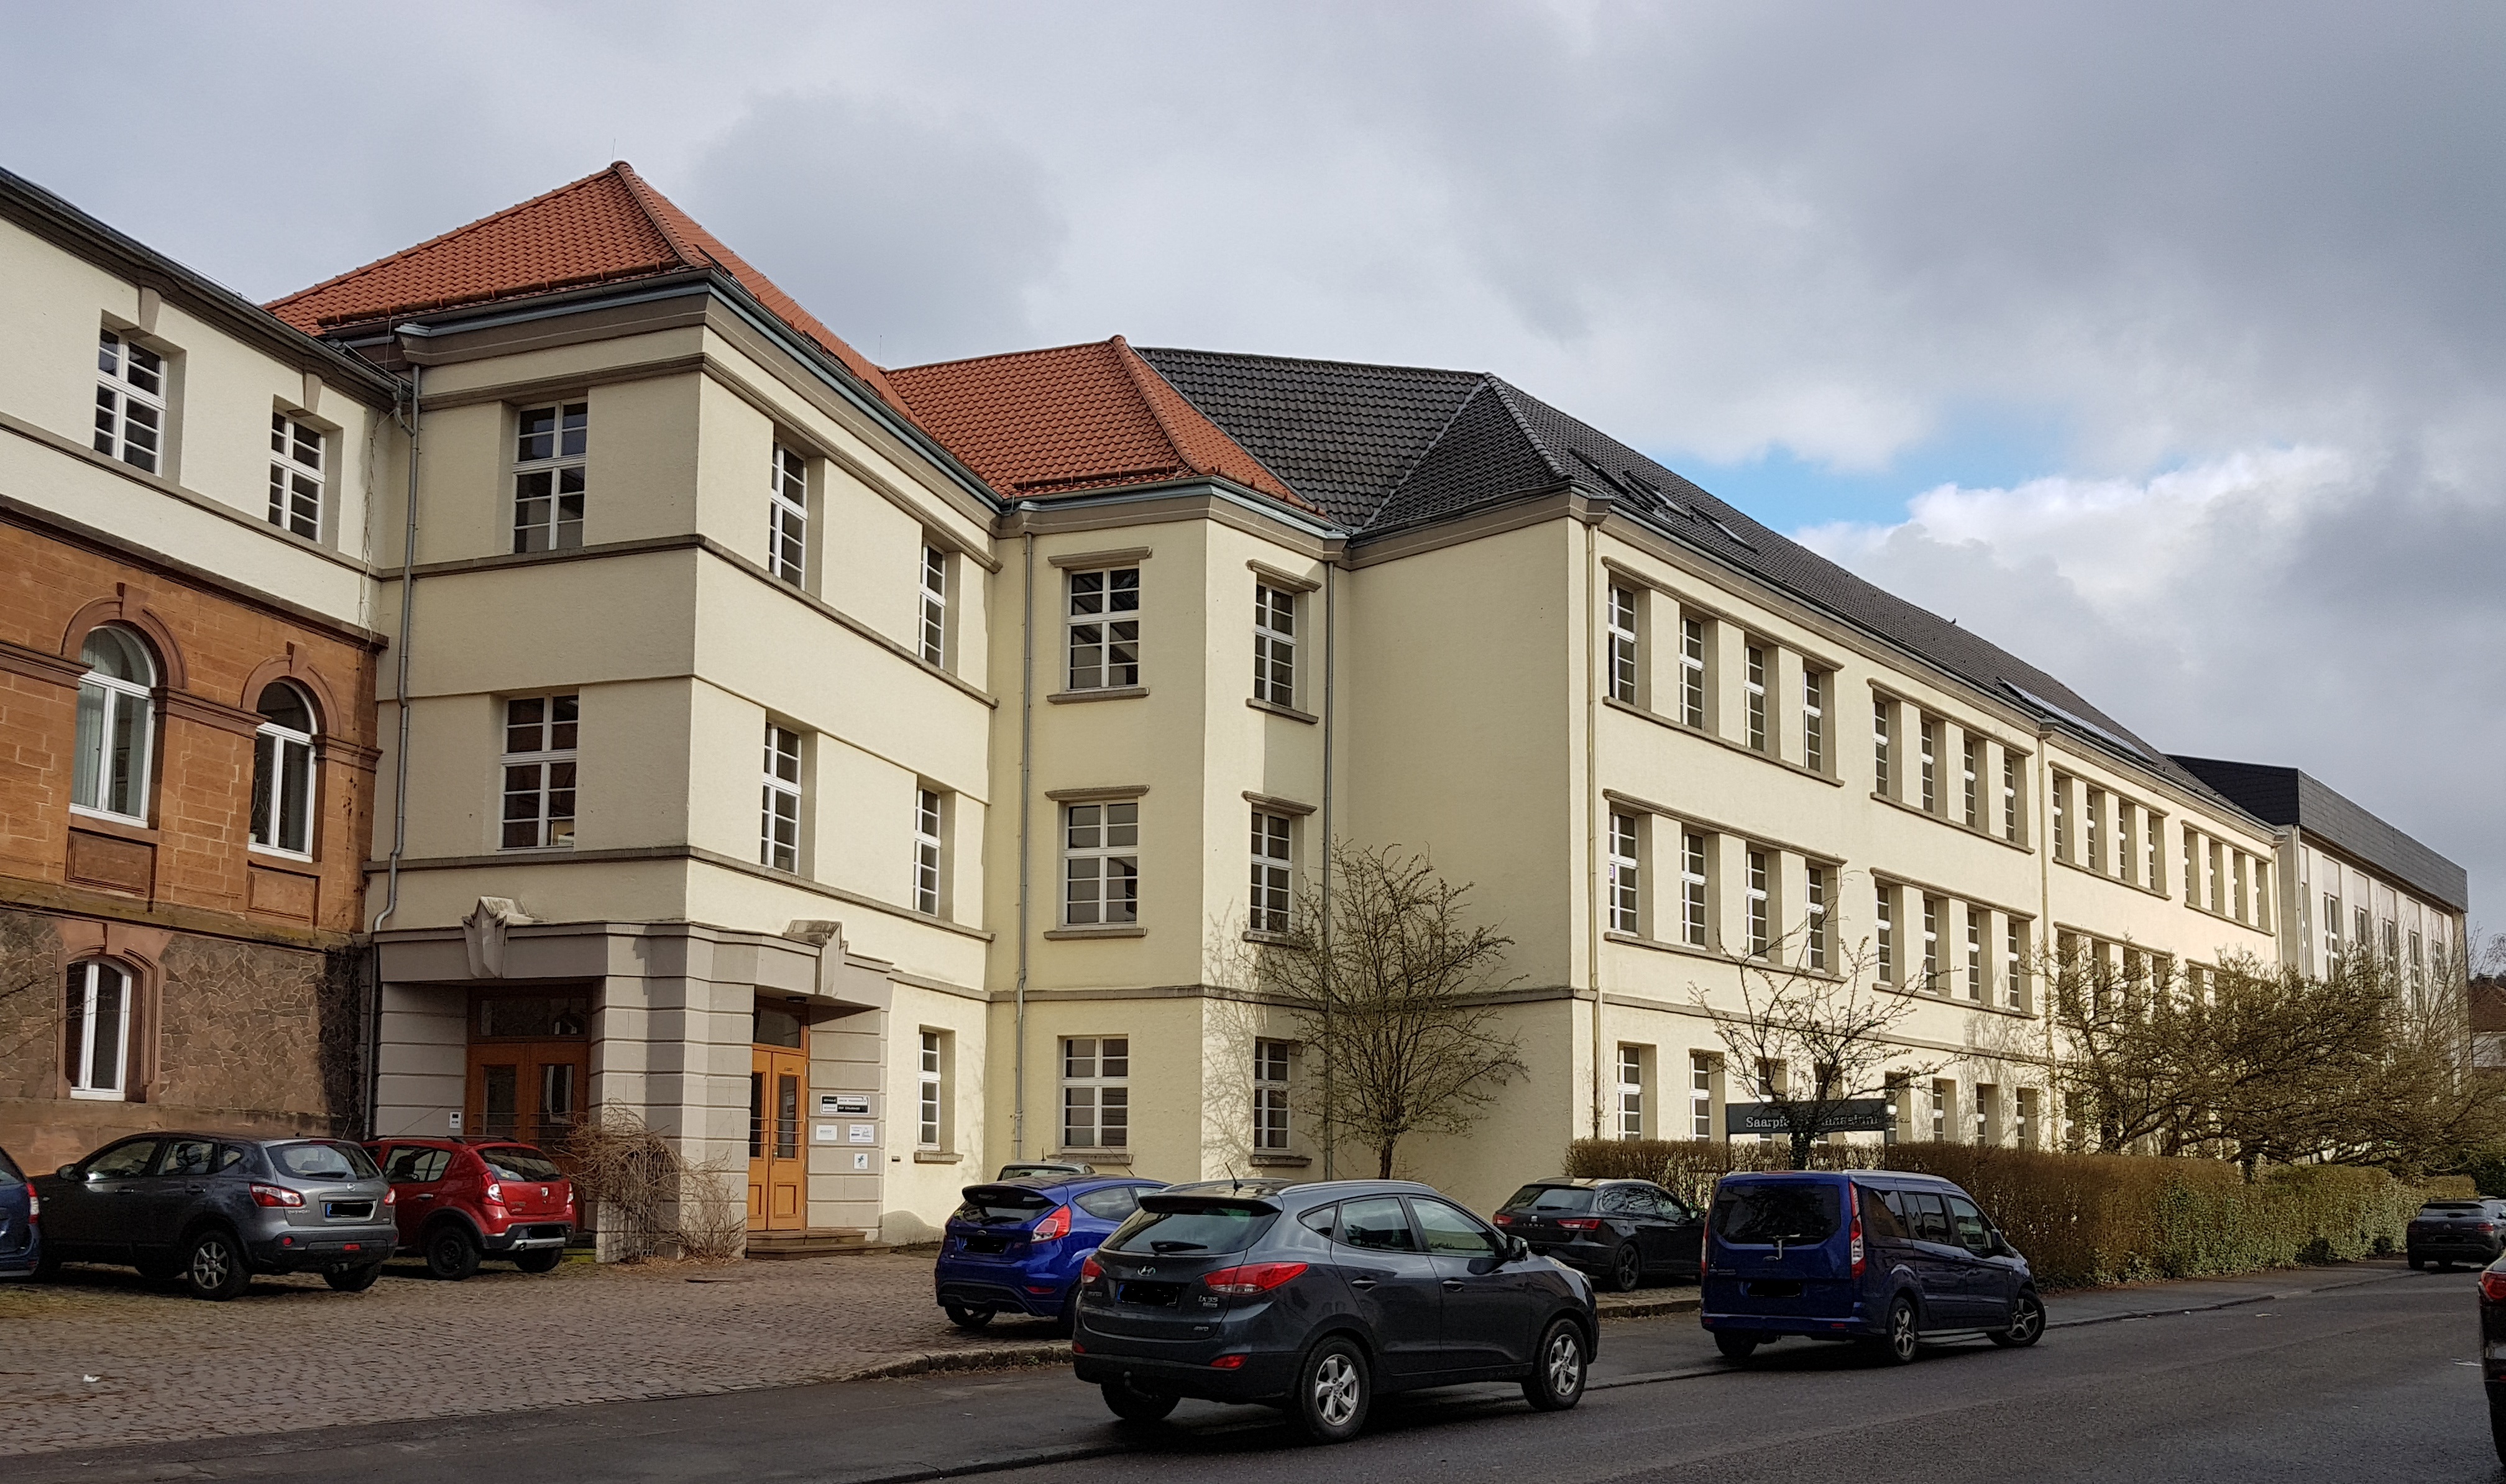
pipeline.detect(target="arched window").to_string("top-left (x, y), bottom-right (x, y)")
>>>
top-left (250, 681), bottom-right (318, 856)
top-left (73, 625), bottom-right (155, 822)
top-left (65, 960), bottom-right (132, 1099)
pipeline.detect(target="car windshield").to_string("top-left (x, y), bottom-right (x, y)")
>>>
top-left (1103, 1202), bottom-right (1277, 1255)
top-left (1503, 1185), bottom-right (1595, 1213)
top-left (957, 1187), bottom-right (1053, 1225)
top-left (1713, 1182), bottom-right (1842, 1244)
top-left (267, 1141), bottom-right (379, 1181)
top-left (480, 1147), bottom-right (564, 1181)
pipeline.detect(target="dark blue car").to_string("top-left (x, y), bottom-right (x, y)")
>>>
top-left (1700, 1170), bottom-right (2044, 1364)
top-left (936, 1175), bottom-right (1163, 1331)
top-left (0, 1140), bottom-right (39, 1280)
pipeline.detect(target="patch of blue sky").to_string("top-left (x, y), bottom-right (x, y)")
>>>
top-left (1653, 404), bottom-right (2076, 533)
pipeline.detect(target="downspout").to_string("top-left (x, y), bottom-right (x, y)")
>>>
top-left (1584, 516), bottom-right (1604, 1140)
top-left (1013, 519), bottom-right (1036, 1158)
top-left (365, 359), bottom-right (421, 1137)
top-left (1319, 559), bottom-right (1337, 1179)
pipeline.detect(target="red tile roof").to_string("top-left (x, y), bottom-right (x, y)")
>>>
top-left (887, 337), bottom-right (1311, 510)
top-left (265, 162), bottom-right (896, 403)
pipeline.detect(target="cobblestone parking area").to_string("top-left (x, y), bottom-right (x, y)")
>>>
top-left (0, 1250), bottom-right (1061, 1456)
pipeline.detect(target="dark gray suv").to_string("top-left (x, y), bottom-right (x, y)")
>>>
top-left (34, 1133), bottom-right (397, 1299)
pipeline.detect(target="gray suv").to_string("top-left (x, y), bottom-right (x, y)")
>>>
top-left (34, 1133), bottom-right (398, 1299)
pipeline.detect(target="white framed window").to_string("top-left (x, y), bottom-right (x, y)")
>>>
top-left (499, 695), bottom-right (578, 849)
top-left (1919, 717), bottom-right (1938, 812)
top-left (249, 682), bottom-right (318, 858)
top-left (2116, 805), bottom-right (2136, 884)
top-left (760, 723), bottom-right (803, 872)
top-left (1873, 698), bottom-right (1893, 796)
top-left (1806, 864), bottom-right (1829, 972)
top-left (94, 330), bottom-right (165, 474)
top-left (1802, 669), bottom-right (1825, 773)
top-left (268, 413), bottom-right (323, 539)
top-left (914, 788), bottom-right (946, 916)
top-left (1930, 1080), bottom-right (1951, 1142)
top-left (1251, 809), bottom-right (1292, 934)
top-left (1063, 802), bottom-right (1139, 925)
top-left (1961, 736), bottom-right (1980, 827)
top-left (1061, 1036), bottom-right (1129, 1149)
top-left (1921, 895), bottom-right (1941, 992)
top-left (2006, 918), bottom-right (2028, 1010)
top-left (1690, 1052), bottom-right (1715, 1138)
top-left (65, 961), bottom-right (134, 1099)
top-left (2321, 892), bottom-right (2341, 965)
top-left (2053, 776), bottom-right (2070, 859)
top-left (1617, 1044), bottom-right (1645, 1140)
top-left (918, 1030), bottom-right (945, 1148)
top-left (1965, 906), bottom-right (1985, 1002)
top-left (2211, 841), bottom-right (2228, 914)
top-left (1606, 585), bottom-right (1640, 706)
top-left (71, 625), bottom-right (156, 823)
top-left (2187, 830), bottom-right (2202, 907)
top-left (1255, 1038), bottom-right (1292, 1152)
top-left (2084, 787), bottom-right (2103, 873)
top-left (1745, 848), bottom-right (1770, 959)
top-left (1067, 567), bottom-right (1141, 689)
top-left (1679, 616), bottom-right (1707, 728)
top-left (2003, 753), bottom-right (2020, 843)
top-left (1254, 582), bottom-right (1297, 706)
top-left (1607, 811), bottom-right (1641, 935)
top-left (768, 444), bottom-right (808, 586)
top-left (1876, 884), bottom-right (1896, 982)
top-left (1681, 830), bottom-right (1709, 947)
top-left (919, 544), bottom-right (950, 666)
top-left (1744, 644), bottom-right (1767, 751)
top-left (512, 401), bottom-right (587, 553)
top-left (2253, 861), bottom-right (2272, 931)
top-left (2146, 813), bottom-right (2164, 891)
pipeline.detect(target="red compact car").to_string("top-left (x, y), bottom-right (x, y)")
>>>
top-left (365, 1138), bottom-right (577, 1280)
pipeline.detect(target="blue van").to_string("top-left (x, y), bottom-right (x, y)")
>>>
top-left (0, 1140), bottom-right (37, 1280)
top-left (1700, 1170), bottom-right (2044, 1364)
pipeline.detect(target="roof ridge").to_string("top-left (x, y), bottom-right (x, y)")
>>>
top-left (608, 161), bottom-right (711, 270)
top-left (1137, 344), bottom-right (1487, 382)
top-left (1479, 377), bottom-right (1579, 485)
top-left (1369, 374), bottom-right (1499, 525)
top-left (1111, 336), bottom-right (1304, 506)
top-left (894, 337), bottom-right (1141, 376)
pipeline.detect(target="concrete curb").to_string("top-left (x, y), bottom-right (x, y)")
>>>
top-left (842, 1344), bottom-right (1068, 1381)
top-left (1597, 1293), bottom-right (1702, 1319)
top-left (2044, 1265), bottom-right (2415, 1331)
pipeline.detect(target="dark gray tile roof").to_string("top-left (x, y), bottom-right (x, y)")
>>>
top-left (2170, 756), bottom-right (2467, 911)
top-left (1141, 344), bottom-right (2228, 806)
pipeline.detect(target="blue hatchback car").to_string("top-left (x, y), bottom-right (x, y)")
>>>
top-left (0, 1140), bottom-right (40, 1280)
top-left (936, 1175), bottom-right (1163, 1331)
top-left (1700, 1170), bottom-right (2044, 1364)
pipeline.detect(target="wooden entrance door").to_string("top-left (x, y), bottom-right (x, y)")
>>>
top-left (466, 1041), bottom-right (588, 1147)
top-left (748, 1047), bottom-right (808, 1230)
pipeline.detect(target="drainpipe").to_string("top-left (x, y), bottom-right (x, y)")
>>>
top-left (1583, 518), bottom-right (1604, 1140)
top-left (1319, 559), bottom-right (1337, 1179)
top-left (1012, 519), bottom-right (1037, 1158)
top-left (365, 358), bottom-right (421, 1137)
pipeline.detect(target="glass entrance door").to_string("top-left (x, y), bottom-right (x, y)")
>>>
top-left (748, 1046), bottom-right (808, 1230)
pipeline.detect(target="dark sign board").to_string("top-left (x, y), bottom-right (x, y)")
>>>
top-left (1723, 1098), bottom-right (1895, 1136)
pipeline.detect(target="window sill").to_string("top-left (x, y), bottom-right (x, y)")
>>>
top-left (1602, 695), bottom-right (1842, 787)
top-left (1045, 925), bottom-right (1145, 940)
top-left (1868, 790), bottom-right (2034, 854)
top-left (1246, 697), bottom-right (1318, 725)
top-left (912, 1150), bottom-right (962, 1164)
top-left (2050, 853), bottom-right (2200, 908)
top-left (1603, 929), bottom-right (1848, 981)
top-left (247, 845), bottom-right (316, 867)
top-left (68, 810), bottom-right (160, 844)
top-left (67, 1088), bottom-right (128, 1101)
top-left (1249, 1153), bottom-right (1311, 1168)
top-left (1048, 686), bottom-right (1148, 705)
top-left (1876, 982), bottom-right (2035, 1019)
top-left (1243, 930), bottom-right (1301, 947)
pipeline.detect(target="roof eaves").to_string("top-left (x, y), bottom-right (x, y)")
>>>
top-left (1004, 471), bottom-right (1345, 541)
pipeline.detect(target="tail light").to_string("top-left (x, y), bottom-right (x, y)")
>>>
top-left (1492, 1212), bottom-right (1515, 1225)
top-left (384, 1186), bottom-right (398, 1207)
top-left (2479, 1222), bottom-right (2499, 1234)
top-left (1209, 1353), bottom-right (1247, 1369)
top-left (1554, 1217), bottom-right (1602, 1232)
top-left (1848, 1184), bottom-right (1866, 1278)
top-left (1080, 1254), bottom-right (1104, 1283)
top-left (1033, 1204), bottom-right (1072, 1240)
top-left (24, 1181), bottom-right (37, 1221)
top-left (2482, 1270), bottom-right (2506, 1304)
top-left (250, 1183), bottom-right (305, 1208)
top-left (1201, 1262), bottom-right (1308, 1294)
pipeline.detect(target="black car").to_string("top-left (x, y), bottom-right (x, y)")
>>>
top-left (2409, 1198), bottom-right (2506, 1270)
top-left (1073, 1178), bottom-right (1597, 1444)
top-left (1494, 1177), bottom-right (1702, 1291)
top-left (2479, 1255), bottom-right (2506, 1460)
top-left (32, 1132), bottom-right (398, 1299)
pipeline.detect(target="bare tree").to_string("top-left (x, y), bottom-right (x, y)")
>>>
top-left (1249, 844), bottom-right (1526, 1179)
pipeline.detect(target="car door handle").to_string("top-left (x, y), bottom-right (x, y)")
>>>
top-left (1347, 1278), bottom-right (1377, 1290)
top-left (1442, 1278), bottom-right (1465, 1291)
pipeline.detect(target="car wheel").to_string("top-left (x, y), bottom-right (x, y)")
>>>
top-left (1606, 1242), bottom-right (1643, 1293)
top-left (1871, 1294), bottom-right (1921, 1365)
top-left (943, 1301), bottom-right (995, 1331)
top-left (1047, 1289), bottom-right (1078, 1339)
top-left (181, 1229), bottom-right (250, 1301)
top-left (513, 1250), bottom-right (563, 1274)
top-left (1292, 1335), bottom-right (1372, 1444)
top-left (1714, 1331), bottom-right (1761, 1361)
top-left (1990, 1290), bottom-right (2045, 1348)
top-left (425, 1225), bottom-right (481, 1281)
top-left (323, 1262), bottom-right (384, 1293)
top-left (1522, 1318), bottom-right (1589, 1411)
top-left (1101, 1378), bottom-right (1179, 1423)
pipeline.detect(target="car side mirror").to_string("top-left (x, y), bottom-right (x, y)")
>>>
top-left (57, 1165), bottom-right (83, 1181)
top-left (1507, 1235), bottom-right (1530, 1261)
top-left (1990, 1234), bottom-right (2014, 1258)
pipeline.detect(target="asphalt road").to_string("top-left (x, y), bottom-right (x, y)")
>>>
top-left (17, 1265), bottom-right (2491, 1484)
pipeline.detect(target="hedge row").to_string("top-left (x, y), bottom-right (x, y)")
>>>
top-left (1562, 1138), bottom-right (2437, 1289)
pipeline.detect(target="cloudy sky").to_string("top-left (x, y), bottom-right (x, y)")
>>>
top-left (6, 2), bottom-right (2499, 926)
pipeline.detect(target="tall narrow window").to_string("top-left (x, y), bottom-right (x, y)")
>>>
top-left (2355, 905), bottom-right (2371, 955)
top-left (1961, 737), bottom-right (1980, 827)
top-left (249, 682), bottom-right (318, 858)
top-left (71, 626), bottom-right (155, 823)
top-left (2322, 892), bottom-right (2342, 966)
top-left (919, 544), bottom-right (950, 666)
top-left (2006, 918), bottom-right (2028, 1010)
top-left (1060, 1037), bottom-right (1129, 1149)
top-left (2147, 817), bottom-right (2164, 894)
top-left (94, 330), bottom-right (165, 473)
top-left (914, 788), bottom-right (945, 916)
top-left (1679, 616), bottom-right (1707, 728)
top-left (1965, 906), bottom-right (1985, 1002)
top-left (1067, 568), bottom-right (1141, 690)
top-left (1681, 831), bottom-right (1709, 947)
top-left (2003, 754), bottom-right (2019, 842)
top-left (1255, 1040), bottom-right (1292, 1151)
top-left (1253, 582), bottom-right (1297, 706)
top-left (1802, 670), bottom-right (1825, 773)
top-left (1744, 645), bottom-right (1767, 751)
top-left (1251, 810), bottom-right (1293, 935)
top-left (1873, 698), bottom-right (1893, 796)
top-left (1806, 864), bottom-right (1829, 972)
top-left (2114, 804), bottom-right (2135, 884)
top-left (1690, 1052), bottom-right (1714, 1137)
top-left (2210, 840), bottom-right (2226, 913)
top-left (2252, 861), bottom-right (2270, 931)
top-left (1605, 585), bottom-right (1640, 706)
top-left (2083, 787), bottom-right (2103, 872)
top-left (760, 723), bottom-right (802, 872)
top-left (1876, 885), bottom-right (1896, 982)
top-left (1921, 895), bottom-right (1941, 992)
top-left (269, 413), bottom-right (323, 539)
top-left (64, 961), bottom-right (132, 1099)
top-left (1617, 1045), bottom-right (1645, 1140)
top-left (1919, 718), bottom-right (1938, 812)
top-left (768, 444), bottom-right (808, 586)
top-left (512, 402), bottom-right (587, 553)
top-left (1063, 802), bottom-right (1140, 925)
top-left (2052, 777), bottom-right (2069, 859)
top-left (499, 695), bottom-right (577, 850)
top-left (1746, 849), bottom-right (1771, 959)
top-left (2233, 853), bottom-right (2250, 922)
top-left (1607, 811), bottom-right (1643, 935)
top-left (918, 1031), bottom-right (944, 1148)
top-left (2185, 830), bottom-right (2201, 907)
